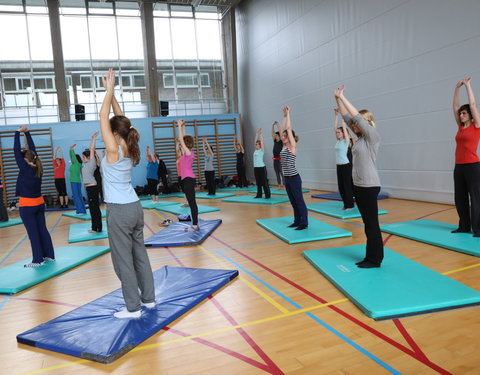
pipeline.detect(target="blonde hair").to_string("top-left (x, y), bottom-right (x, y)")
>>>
top-left (359, 109), bottom-right (376, 127)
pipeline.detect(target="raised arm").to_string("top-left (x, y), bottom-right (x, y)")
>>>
top-left (89, 132), bottom-right (98, 159)
top-left (271, 121), bottom-right (278, 141)
top-left (69, 144), bottom-right (80, 166)
top-left (333, 108), bottom-right (339, 133)
top-left (102, 73), bottom-right (123, 116)
top-left (146, 146), bottom-right (153, 162)
top-left (341, 119), bottom-right (350, 143)
top-left (202, 137), bottom-right (207, 155)
top-left (334, 86), bottom-right (348, 117)
top-left (55, 146), bottom-right (64, 159)
top-left (99, 69), bottom-right (119, 163)
top-left (176, 120), bottom-right (191, 156)
top-left (453, 79), bottom-right (464, 127)
top-left (464, 78), bottom-right (480, 128)
top-left (14, 127), bottom-right (27, 168)
top-left (258, 129), bottom-right (264, 151)
top-left (284, 106), bottom-right (296, 152)
top-left (205, 139), bottom-right (213, 156)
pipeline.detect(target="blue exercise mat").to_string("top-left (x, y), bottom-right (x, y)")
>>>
top-left (0, 246), bottom-right (110, 294)
top-left (381, 219), bottom-right (480, 257)
top-left (140, 200), bottom-right (178, 209)
top-left (145, 219), bottom-right (222, 247)
top-left (195, 192), bottom-right (236, 199)
top-left (222, 195), bottom-right (289, 205)
top-left (303, 245), bottom-right (480, 320)
top-left (156, 203), bottom-right (220, 215)
top-left (248, 187), bottom-right (310, 196)
top-left (311, 192), bottom-right (389, 200)
top-left (307, 201), bottom-right (387, 219)
top-left (256, 216), bottom-right (351, 244)
top-left (0, 218), bottom-right (23, 228)
top-left (17, 266), bottom-right (238, 363)
top-left (62, 209), bottom-right (106, 221)
top-left (68, 222), bottom-right (108, 243)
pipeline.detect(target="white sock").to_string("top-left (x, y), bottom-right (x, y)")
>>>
top-left (141, 301), bottom-right (156, 309)
top-left (113, 307), bottom-right (141, 319)
top-left (43, 257), bottom-right (55, 262)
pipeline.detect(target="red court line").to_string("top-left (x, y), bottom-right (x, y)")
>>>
top-left (211, 235), bottom-right (451, 375)
top-left (393, 319), bottom-right (429, 361)
top-left (14, 297), bottom-right (80, 308)
top-left (165, 246), bottom-right (284, 375)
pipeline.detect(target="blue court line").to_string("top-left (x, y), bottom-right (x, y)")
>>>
top-left (215, 239), bottom-right (280, 252)
top-left (0, 295), bottom-right (11, 310)
top-left (214, 249), bottom-right (401, 374)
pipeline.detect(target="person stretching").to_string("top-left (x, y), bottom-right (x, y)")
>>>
top-left (233, 136), bottom-right (247, 187)
top-left (14, 126), bottom-right (55, 267)
top-left (203, 137), bottom-right (216, 195)
top-left (100, 69), bottom-right (155, 319)
top-left (176, 120), bottom-right (199, 230)
top-left (69, 144), bottom-right (86, 215)
top-left (253, 128), bottom-right (271, 198)
top-left (271, 121), bottom-right (284, 188)
top-left (82, 132), bottom-right (102, 233)
top-left (145, 146), bottom-right (159, 202)
top-left (53, 147), bottom-right (68, 208)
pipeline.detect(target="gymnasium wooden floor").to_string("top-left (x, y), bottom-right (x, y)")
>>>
top-left (1, 189), bottom-right (479, 375)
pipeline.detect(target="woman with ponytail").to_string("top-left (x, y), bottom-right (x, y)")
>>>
top-left (14, 126), bottom-right (55, 267)
top-left (100, 69), bottom-right (155, 319)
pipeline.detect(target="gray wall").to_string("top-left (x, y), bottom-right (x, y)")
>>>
top-left (236, 0), bottom-right (480, 203)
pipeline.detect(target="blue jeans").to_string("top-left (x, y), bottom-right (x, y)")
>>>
top-left (284, 174), bottom-right (308, 226)
top-left (71, 182), bottom-right (86, 214)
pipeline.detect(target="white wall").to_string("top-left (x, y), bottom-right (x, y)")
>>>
top-left (236, 0), bottom-right (480, 203)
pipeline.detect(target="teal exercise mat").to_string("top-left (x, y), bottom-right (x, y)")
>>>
top-left (0, 245), bottom-right (110, 294)
top-left (216, 187), bottom-right (252, 192)
top-left (195, 192), bottom-right (236, 199)
top-left (62, 209), bottom-right (106, 221)
top-left (0, 218), bottom-right (23, 228)
top-left (68, 222), bottom-right (108, 243)
top-left (248, 187), bottom-right (310, 196)
top-left (222, 195), bottom-right (289, 205)
top-left (307, 201), bottom-right (387, 219)
top-left (157, 192), bottom-right (185, 198)
top-left (380, 219), bottom-right (480, 257)
top-left (137, 195), bottom-right (152, 200)
top-left (303, 245), bottom-right (480, 320)
top-left (256, 216), bottom-right (351, 244)
top-left (140, 200), bottom-right (178, 209)
top-left (156, 203), bottom-right (220, 215)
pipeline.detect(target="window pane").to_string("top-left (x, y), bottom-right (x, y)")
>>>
top-left (133, 75), bottom-right (144, 88)
top-left (117, 17), bottom-right (143, 60)
top-left (34, 78), bottom-right (46, 90)
top-left (195, 6), bottom-right (219, 20)
top-left (88, 1), bottom-right (113, 15)
top-left (196, 19), bottom-right (221, 60)
top-left (0, 14), bottom-right (29, 60)
top-left (171, 5), bottom-right (192, 18)
top-left (88, 16), bottom-right (118, 60)
top-left (170, 18), bottom-right (197, 60)
top-left (153, 3), bottom-right (168, 17)
top-left (27, 14), bottom-right (53, 60)
top-left (122, 76), bottom-right (131, 87)
top-left (154, 18), bottom-right (172, 60)
top-left (4, 78), bottom-right (17, 92)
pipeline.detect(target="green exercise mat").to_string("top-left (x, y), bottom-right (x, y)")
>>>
top-left (195, 192), bottom-right (236, 199)
top-left (141, 200), bottom-right (178, 209)
top-left (303, 245), bottom-right (480, 320)
top-left (222, 195), bottom-right (289, 205)
top-left (68, 221), bottom-right (108, 243)
top-left (380, 219), bottom-right (480, 257)
top-left (62, 209), bottom-right (106, 221)
top-left (256, 216), bottom-right (351, 244)
top-left (0, 245), bottom-right (110, 294)
top-left (156, 203), bottom-right (220, 215)
top-left (307, 201), bottom-right (387, 219)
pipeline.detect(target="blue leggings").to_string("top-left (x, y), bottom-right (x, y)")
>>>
top-left (71, 182), bottom-right (86, 214)
top-left (19, 204), bottom-right (55, 263)
top-left (284, 174), bottom-right (308, 226)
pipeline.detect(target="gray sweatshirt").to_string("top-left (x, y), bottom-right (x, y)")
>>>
top-left (82, 156), bottom-right (98, 186)
top-left (342, 113), bottom-right (381, 187)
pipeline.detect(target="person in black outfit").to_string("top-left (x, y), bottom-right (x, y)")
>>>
top-left (157, 156), bottom-right (169, 194)
top-left (233, 135), bottom-right (247, 187)
top-left (271, 121), bottom-right (284, 187)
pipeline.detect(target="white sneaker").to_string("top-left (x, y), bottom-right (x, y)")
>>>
top-left (141, 301), bottom-right (156, 309)
top-left (184, 225), bottom-right (199, 232)
top-left (43, 257), bottom-right (55, 262)
top-left (24, 262), bottom-right (44, 268)
top-left (113, 307), bottom-right (141, 319)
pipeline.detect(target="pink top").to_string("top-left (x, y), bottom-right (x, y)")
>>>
top-left (176, 158), bottom-right (182, 178)
top-left (179, 152), bottom-right (196, 179)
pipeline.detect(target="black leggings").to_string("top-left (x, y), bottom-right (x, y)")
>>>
top-left (337, 163), bottom-right (354, 209)
top-left (454, 162), bottom-right (480, 235)
top-left (86, 185), bottom-right (102, 232)
top-left (182, 177), bottom-right (198, 225)
top-left (236, 163), bottom-right (247, 187)
top-left (147, 178), bottom-right (158, 195)
top-left (354, 185), bottom-right (383, 265)
top-left (55, 178), bottom-right (67, 196)
top-left (254, 167), bottom-right (271, 198)
top-left (204, 170), bottom-right (216, 195)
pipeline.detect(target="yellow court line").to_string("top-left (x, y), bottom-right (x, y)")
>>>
top-left (197, 244), bottom-right (289, 314)
top-left (20, 360), bottom-right (88, 375)
top-left (443, 262), bottom-right (480, 275)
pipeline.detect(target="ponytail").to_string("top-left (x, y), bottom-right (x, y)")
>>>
top-left (22, 149), bottom-right (43, 178)
top-left (126, 127), bottom-right (140, 166)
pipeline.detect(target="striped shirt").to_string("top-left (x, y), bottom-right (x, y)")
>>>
top-left (280, 147), bottom-right (298, 177)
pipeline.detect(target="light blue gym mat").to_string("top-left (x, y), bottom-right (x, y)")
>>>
top-left (156, 203), bottom-right (220, 215)
top-left (62, 209), bottom-right (106, 221)
top-left (140, 200), bottom-right (178, 209)
top-left (303, 245), bottom-right (480, 320)
top-left (256, 216), bottom-right (351, 244)
top-left (307, 201), bottom-right (387, 219)
top-left (68, 222), bottom-right (108, 243)
top-left (248, 187), bottom-right (310, 196)
top-left (0, 218), bottom-right (23, 228)
top-left (195, 192), bottom-right (236, 199)
top-left (217, 187), bottom-right (251, 192)
top-left (0, 245), bottom-right (110, 294)
top-left (157, 192), bottom-right (185, 198)
top-left (222, 195), bottom-right (289, 205)
top-left (381, 219), bottom-right (480, 257)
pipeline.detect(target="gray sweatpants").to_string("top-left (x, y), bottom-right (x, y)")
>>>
top-left (106, 200), bottom-right (155, 312)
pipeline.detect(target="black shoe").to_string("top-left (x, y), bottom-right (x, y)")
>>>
top-left (451, 228), bottom-right (470, 233)
top-left (265, 196), bottom-right (271, 199)
top-left (295, 224), bottom-right (308, 230)
top-left (355, 259), bottom-right (366, 265)
top-left (288, 223), bottom-right (299, 228)
top-left (474, 233), bottom-right (480, 238)
top-left (357, 260), bottom-right (381, 268)
top-left (254, 196), bottom-right (262, 199)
